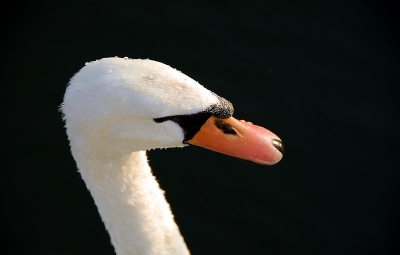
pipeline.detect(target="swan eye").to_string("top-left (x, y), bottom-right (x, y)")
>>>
top-left (215, 120), bottom-right (237, 135)
top-left (154, 112), bottom-right (212, 143)
top-left (154, 116), bottom-right (170, 123)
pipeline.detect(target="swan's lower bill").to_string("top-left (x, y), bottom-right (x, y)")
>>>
top-left (187, 116), bottom-right (283, 165)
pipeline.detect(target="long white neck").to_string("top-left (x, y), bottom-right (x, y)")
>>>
top-left (72, 149), bottom-right (190, 255)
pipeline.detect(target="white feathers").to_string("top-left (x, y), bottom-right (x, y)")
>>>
top-left (62, 57), bottom-right (220, 156)
top-left (65, 57), bottom-right (218, 118)
top-left (61, 57), bottom-right (221, 255)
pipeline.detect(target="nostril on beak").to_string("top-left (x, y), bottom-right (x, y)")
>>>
top-left (272, 139), bottom-right (284, 155)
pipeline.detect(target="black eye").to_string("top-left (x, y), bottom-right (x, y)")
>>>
top-left (154, 112), bottom-right (213, 143)
top-left (215, 120), bottom-right (237, 135)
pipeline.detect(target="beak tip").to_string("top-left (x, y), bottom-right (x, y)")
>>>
top-left (272, 139), bottom-right (284, 155)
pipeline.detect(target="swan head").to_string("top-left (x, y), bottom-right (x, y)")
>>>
top-left (62, 57), bottom-right (283, 164)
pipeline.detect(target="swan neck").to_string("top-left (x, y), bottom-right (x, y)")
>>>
top-left (74, 150), bottom-right (190, 255)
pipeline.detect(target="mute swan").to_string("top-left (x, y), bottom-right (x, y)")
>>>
top-left (61, 57), bottom-right (283, 255)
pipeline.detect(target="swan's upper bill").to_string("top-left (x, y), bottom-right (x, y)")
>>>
top-left (62, 57), bottom-right (283, 164)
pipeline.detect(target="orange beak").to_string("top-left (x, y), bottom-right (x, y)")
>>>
top-left (187, 116), bottom-right (283, 165)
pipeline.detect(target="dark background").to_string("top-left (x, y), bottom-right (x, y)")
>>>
top-left (1, 1), bottom-right (399, 254)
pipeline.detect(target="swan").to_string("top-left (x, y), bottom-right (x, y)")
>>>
top-left (61, 57), bottom-right (284, 255)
